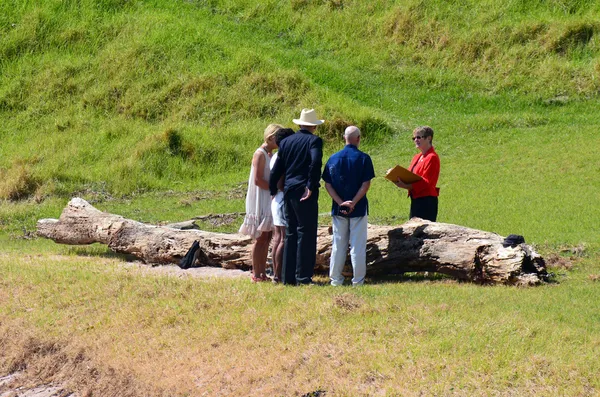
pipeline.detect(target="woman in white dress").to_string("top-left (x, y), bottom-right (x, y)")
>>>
top-left (239, 124), bottom-right (282, 282)
top-left (269, 128), bottom-right (296, 283)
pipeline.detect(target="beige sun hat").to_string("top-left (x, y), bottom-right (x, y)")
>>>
top-left (292, 108), bottom-right (324, 126)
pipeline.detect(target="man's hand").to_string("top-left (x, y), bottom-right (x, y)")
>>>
top-left (339, 200), bottom-right (355, 215)
top-left (300, 187), bottom-right (312, 201)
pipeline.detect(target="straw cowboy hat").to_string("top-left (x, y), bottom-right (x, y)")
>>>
top-left (292, 108), bottom-right (324, 126)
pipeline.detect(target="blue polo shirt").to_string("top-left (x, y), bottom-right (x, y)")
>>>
top-left (322, 144), bottom-right (375, 218)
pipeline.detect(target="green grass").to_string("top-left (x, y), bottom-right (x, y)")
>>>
top-left (5, 99), bottom-right (600, 248)
top-left (1, 0), bottom-right (599, 195)
top-left (1, 0), bottom-right (600, 248)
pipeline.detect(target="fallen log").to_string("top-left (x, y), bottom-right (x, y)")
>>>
top-left (37, 198), bottom-right (547, 285)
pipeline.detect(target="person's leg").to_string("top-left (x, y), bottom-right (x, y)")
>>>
top-left (251, 241), bottom-right (260, 279)
top-left (258, 231), bottom-right (272, 278)
top-left (410, 197), bottom-right (438, 222)
top-left (282, 194), bottom-right (300, 285)
top-left (252, 231), bottom-right (271, 280)
top-left (271, 226), bottom-right (280, 280)
top-left (409, 198), bottom-right (420, 220)
top-left (429, 197), bottom-right (438, 222)
top-left (330, 216), bottom-right (349, 286)
top-left (349, 216), bottom-right (368, 286)
top-left (272, 226), bottom-right (285, 282)
top-left (296, 189), bottom-right (319, 284)
top-left (270, 226), bottom-right (279, 277)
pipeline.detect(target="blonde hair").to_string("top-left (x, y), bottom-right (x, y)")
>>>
top-left (413, 126), bottom-right (434, 141)
top-left (264, 124), bottom-right (283, 143)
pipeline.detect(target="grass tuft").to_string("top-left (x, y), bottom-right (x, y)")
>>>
top-left (333, 292), bottom-right (363, 311)
top-left (546, 21), bottom-right (596, 54)
top-left (0, 163), bottom-right (40, 201)
top-left (319, 114), bottom-right (353, 141)
top-left (161, 128), bottom-right (194, 159)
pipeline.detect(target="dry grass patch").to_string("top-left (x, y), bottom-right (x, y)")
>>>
top-left (0, 322), bottom-right (168, 397)
top-left (545, 253), bottom-right (574, 271)
top-left (332, 292), bottom-right (364, 311)
top-left (0, 164), bottom-right (39, 201)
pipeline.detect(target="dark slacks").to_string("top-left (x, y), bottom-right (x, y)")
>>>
top-left (282, 187), bottom-right (319, 285)
top-left (410, 196), bottom-right (438, 222)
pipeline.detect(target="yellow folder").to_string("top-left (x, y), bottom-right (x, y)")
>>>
top-left (384, 165), bottom-right (422, 184)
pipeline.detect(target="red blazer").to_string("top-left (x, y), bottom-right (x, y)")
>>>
top-left (408, 146), bottom-right (440, 199)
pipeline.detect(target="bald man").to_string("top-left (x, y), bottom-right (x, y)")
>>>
top-left (322, 126), bottom-right (375, 286)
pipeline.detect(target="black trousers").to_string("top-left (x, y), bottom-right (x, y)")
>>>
top-left (410, 196), bottom-right (438, 222)
top-left (282, 188), bottom-right (319, 285)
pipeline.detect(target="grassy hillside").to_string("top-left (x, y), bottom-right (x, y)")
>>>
top-left (1, 0), bottom-right (599, 247)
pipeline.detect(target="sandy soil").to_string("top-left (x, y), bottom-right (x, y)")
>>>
top-left (121, 261), bottom-right (251, 279)
top-left (0, 373), bottom-right (76, 397)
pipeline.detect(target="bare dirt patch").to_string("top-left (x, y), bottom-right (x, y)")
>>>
top-left (121, 261), bottom-right (250, 280)
top-left (0, 372), bottom-right (74, 397)
top-left (545, 253), bottom-right (574, 270)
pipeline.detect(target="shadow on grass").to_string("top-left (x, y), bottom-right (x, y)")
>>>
top-left (62, 245), bottom-right (140, 262)
top-left (368, 271), bottom-right (458, 285)
top-left (262, 274), bottom-right (443, 287)
top-left (314, 271), bottom-right (458, 286)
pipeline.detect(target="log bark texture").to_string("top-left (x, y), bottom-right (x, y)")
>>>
top-left (37, 198), bottom-right (547, 285)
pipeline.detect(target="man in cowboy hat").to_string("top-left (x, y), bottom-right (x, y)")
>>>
top-left (269, 108), bottom-right (324, 285)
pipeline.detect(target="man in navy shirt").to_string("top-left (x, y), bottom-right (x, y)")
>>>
top-left (322, 126), bottom-right (375, 286)
top-left (269, 109), bottom-right (324, 285)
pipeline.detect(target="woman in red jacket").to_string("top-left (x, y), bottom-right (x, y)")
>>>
top-left (394, 126), bottom-right (440, 222)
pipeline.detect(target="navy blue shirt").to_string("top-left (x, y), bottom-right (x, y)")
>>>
top-left (322, 144), bottom-right (375, 218)
top-left (269, 129), bottom-right (323, 196)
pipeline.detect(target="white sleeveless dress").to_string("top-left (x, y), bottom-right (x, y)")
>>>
top-left (239, 147), bottom-right (274, 238)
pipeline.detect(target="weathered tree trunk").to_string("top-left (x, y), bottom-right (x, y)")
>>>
top-left (37, 198), bottom-right (547, 285)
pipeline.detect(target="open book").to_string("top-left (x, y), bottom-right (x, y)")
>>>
top-left (384, 165), bottom-right (422, 184)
